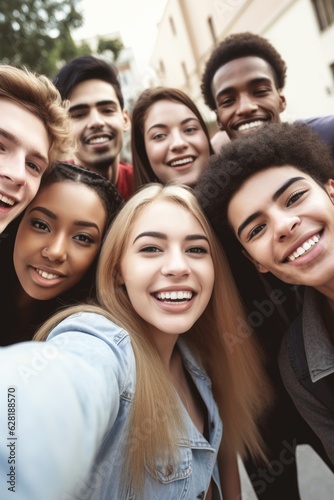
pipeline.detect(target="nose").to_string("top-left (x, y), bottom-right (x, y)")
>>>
top-left (86, 108), bottom-right (105, 129)
top-left (41, 235), bottom-right (67, 262)
top-left (0, 154), bottom-right (27, 187)
top-left (274, 214), bottom-right (301, 242)
top-left (236, 93), bottom-right (258, 115)
top-left (161, 249), bottom-right (190, 278)
top-left (169, 130), bottom-right (188, 151)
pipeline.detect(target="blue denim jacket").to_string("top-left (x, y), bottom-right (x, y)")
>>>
top-left (0, 312), bottom-right (222, 500)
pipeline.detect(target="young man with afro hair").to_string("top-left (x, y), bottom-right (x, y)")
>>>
top-left (198, 33), bottom-right (334, 499)
top-left (197, 121), bottom-right (334, 468)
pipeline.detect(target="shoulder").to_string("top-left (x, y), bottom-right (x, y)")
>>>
top-left (298, 115), bottom-right (334, 149)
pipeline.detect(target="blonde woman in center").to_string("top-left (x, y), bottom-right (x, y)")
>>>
top-left (0, 184), bottom-right (271, 499)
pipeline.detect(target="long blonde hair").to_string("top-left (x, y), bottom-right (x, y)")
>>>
top-left (35, 184), bottom-right (271, 491)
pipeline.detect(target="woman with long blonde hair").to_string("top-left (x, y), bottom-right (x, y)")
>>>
top-left (0, 184), bottom-right (270, 499)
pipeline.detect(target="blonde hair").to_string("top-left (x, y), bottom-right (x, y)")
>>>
top-left (0, 65), bottom-right (73, 166)
top-left (35, 184), bottom-right (271, 493)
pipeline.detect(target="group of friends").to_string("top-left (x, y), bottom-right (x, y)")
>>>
top-left (0, 31), bottom-right (333, 499)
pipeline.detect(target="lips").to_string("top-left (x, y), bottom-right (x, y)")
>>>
top-left (0, 193), bottom-right (16, 207)
top-left (235, 119), bottom-right (268, 132)
top-left (84, 132), bottom-right (114, 145)
top-left (284, 233), bottom-right (321, 262)
top-left (167, 156), bottom-right (195, 168)
top-left (32, 266), bottom-right (66, 280)
top-left (155, 290), bottom-right (193, 301)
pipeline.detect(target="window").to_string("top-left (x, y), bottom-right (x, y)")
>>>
top-left (312, 0), bottom-right (334, 30)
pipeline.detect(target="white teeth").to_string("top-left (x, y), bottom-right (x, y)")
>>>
top-left (170, 157), bottom-right (193, 167)
top-left (237, 121), bottom-right (264, 132)
top-left (88, 136), bottom-right (110, 144)
top-left (155, 291), bottom-right (193, 301)
top-left (0, 194), bottom-right (15, 206)
top-left (286, 234), bottom-right (321, 262)
top-left (36, 268), bottom-right (60, 280)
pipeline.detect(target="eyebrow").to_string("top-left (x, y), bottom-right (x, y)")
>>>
top-left (133, 231), bottom-right (209, 244)
top-left (146, 117), bottom-right (200, 134)
top-left (216, 77), bottom-right (272, 101)
top-left (28, 207), bottom-right (101, 232)
top-left (237, 176), bottom-right (305, 238)
top-left (68, 100), bottom-right (118, 113)
top-left (0, 128), bottom-right (48, 167)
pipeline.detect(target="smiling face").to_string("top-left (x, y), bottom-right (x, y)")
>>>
top-left (68, 79), bottom-right (130, 183)
top-left (212, 56), bottom-right (286, 140)
top-left (13, 181), bottom-right (107, 300)
top-left (143, 100), bottom-right (210, 187)
top-left (119, 200), bottom-right (214, 348)
top-left (0, 98), bottom-right (50, 233)
top-left (227, 166), bottom-right (334, 291)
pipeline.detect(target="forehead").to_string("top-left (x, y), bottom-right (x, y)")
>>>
top-left (0, 97), bottom-right (49, 157)
top-left (131, 200), bottom-right (203, 233)
top-left (144, 100), bottom-right (197, 129)
top-left (212, 56), bottom-right (276, 94)
top-left (228, 166), bottom-right (314, 229)
top-left (68, 79), bottom-right (120, 107)
top-left (30, 181), bottom-right (105, 216)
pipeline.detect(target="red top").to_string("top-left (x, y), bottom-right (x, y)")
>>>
top-left (63, 159), bottom-right (134, 201)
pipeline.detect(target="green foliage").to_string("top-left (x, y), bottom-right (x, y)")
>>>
top-left (0, 0), bottom-right (91, 77)
top-left (97, 37), bottom-right (124, 61)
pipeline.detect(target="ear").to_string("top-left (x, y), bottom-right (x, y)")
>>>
top-left (115, 268), bottom-right (124, 286)
top-left (122, 109), bottom-right (131, 132)
top-left (241, 249), bottom-right (269, 274)
top-left (324, 178), bottom-right (334, 204)
top-left (278, 91), bottom-right (287, 113)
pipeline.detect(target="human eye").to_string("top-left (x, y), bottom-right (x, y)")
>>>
top-left (73, 233), bottom-right (95, 245)
top-left (151, 132), bottom-right (166, 141)
top-left (30, 218), bottom-right (50, 232)
top-left (186, 245), bottom-right (209, 255)
top-left (26, 161), bottom-right (42, 174)
top-left (102, 106), bottom-right (116, 115)
top-left (254, 86), bottom-right (271, 96)
top-left (69, 110), bottom-right (87, 120)
top-left (287, 189), bottom-right (307, 207)
top-left (184, 125), bottom-right (198, 134)
top-left (218, 96), bottom-right (235, 108)
top-left (248, 223), bottom-right (266, 241)
top-left (139, 245), bottom-right (161, 253)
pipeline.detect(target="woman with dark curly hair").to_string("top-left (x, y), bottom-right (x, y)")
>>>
top-left (0, 161), bottom-right (123, 345)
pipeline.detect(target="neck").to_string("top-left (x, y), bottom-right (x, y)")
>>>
top-left (73, 155), bottom-right (120, 184)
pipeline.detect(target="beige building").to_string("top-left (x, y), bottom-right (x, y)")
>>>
top-left (149, 0), bottom-right (334, 125)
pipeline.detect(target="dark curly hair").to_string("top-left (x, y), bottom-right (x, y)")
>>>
top-left (196, 122), bottom-right (334, 242)
top-left (201, 32), bottom-right (287, 110)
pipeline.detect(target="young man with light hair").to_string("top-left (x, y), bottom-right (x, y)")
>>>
top-left (0, 65), bottom-right (72, 234)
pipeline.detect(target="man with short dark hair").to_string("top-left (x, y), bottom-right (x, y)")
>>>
top-left (53, 55), bottom-right (133, 200)
top-left (202, 32), bottom-right (334, 154)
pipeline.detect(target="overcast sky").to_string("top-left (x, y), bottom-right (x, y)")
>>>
top-left (73, 0), bottom-right (168, 70)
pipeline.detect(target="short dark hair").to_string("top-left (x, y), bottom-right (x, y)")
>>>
top-left (53, 55), bottom-right (125, 109)
top-left (201, 32), bottom-right (287, 110)
top-left (196, 122), bottom-right (334, 241)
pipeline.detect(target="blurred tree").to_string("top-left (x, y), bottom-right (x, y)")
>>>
top-left (97, 37), bottom-right (124, 62)
top-left (0, 0), bottom-right (91, 76)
